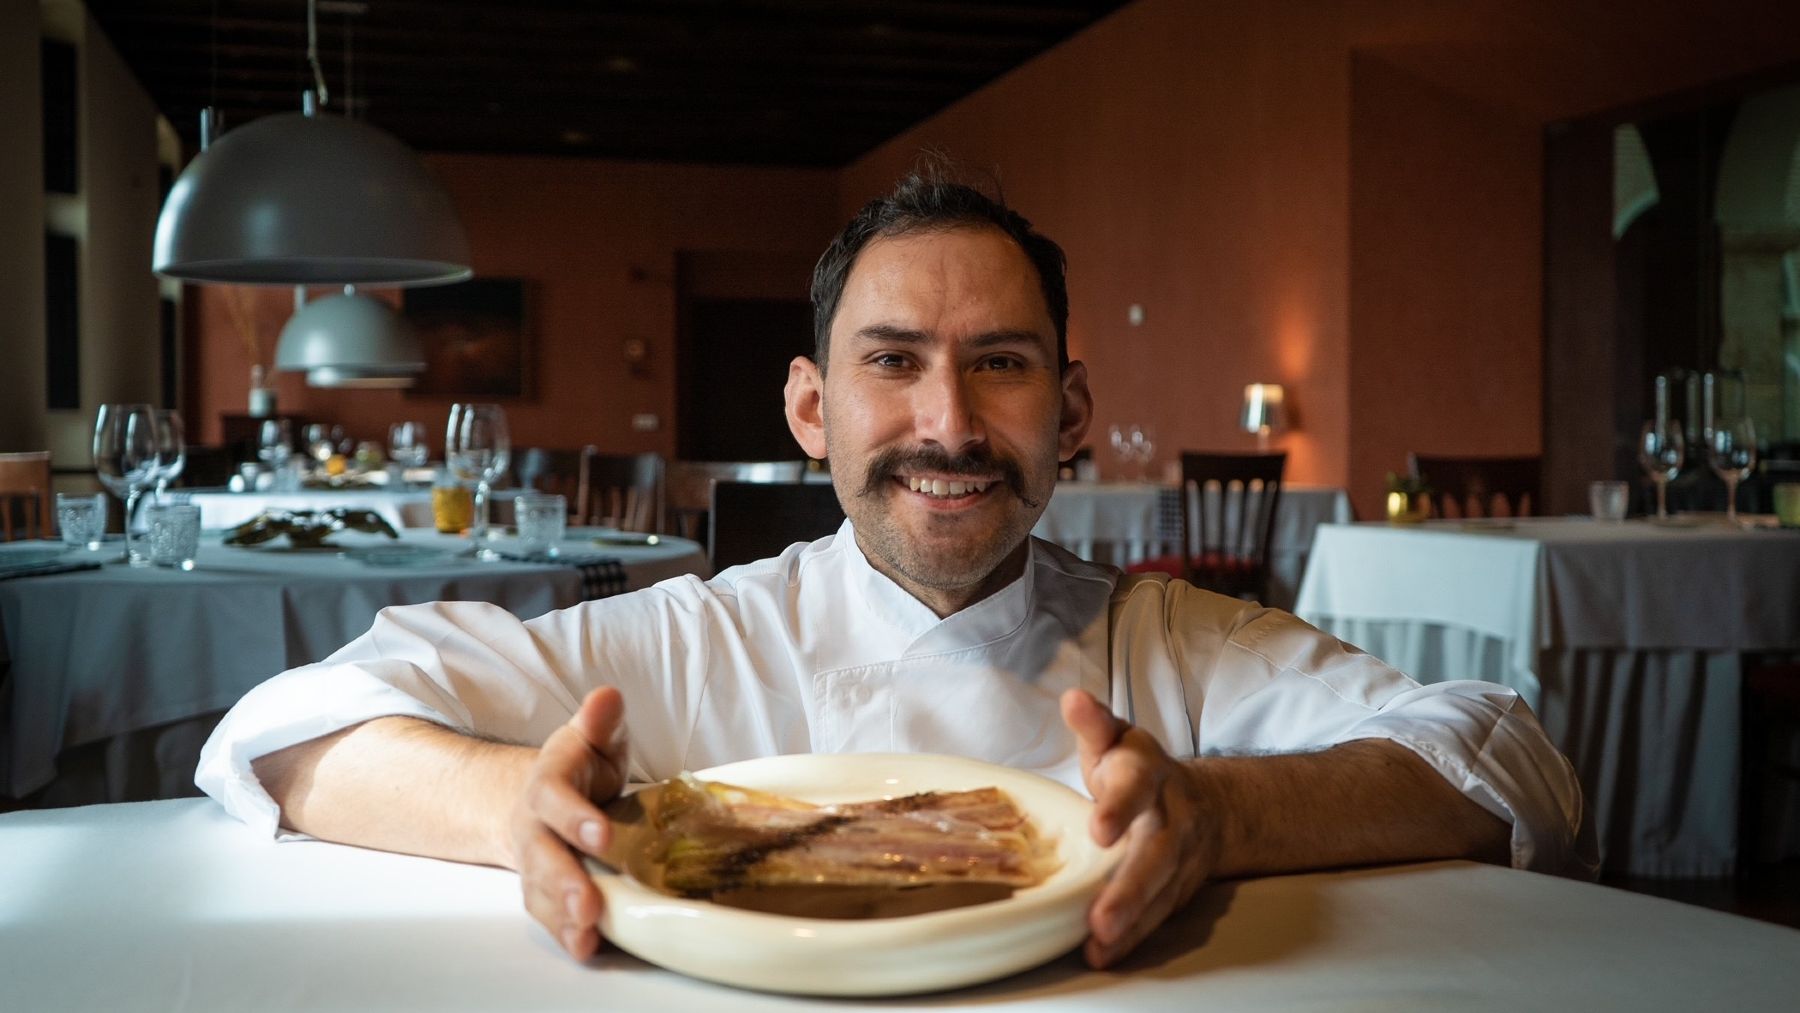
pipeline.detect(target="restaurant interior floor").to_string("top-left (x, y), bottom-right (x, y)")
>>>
top-left (1604, 862), bottom-right (1800, 930)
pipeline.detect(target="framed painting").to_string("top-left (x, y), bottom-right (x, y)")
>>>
top-left (404, 277), bottom-right (531, 398)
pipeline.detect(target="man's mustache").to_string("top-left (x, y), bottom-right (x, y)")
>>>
top-left (858, 445), bottom-right (1040, 509)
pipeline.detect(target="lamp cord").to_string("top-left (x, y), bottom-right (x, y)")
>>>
top-left (306, 0), bottom-right (329, 108)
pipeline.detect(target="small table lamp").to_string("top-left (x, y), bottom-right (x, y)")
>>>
top-left (1241, 383), bottom-right (1286, 451)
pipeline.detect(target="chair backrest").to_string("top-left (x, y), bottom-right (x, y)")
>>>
top-left (179, 445), bottom-right (238, 488)
top-left (512, 446), bottom-right (595, 518)
top-left (665, 460), bottom-right (809, 543)
top-left (585, 451), bottom-right (664, 533)
top-left (708, 480), bottom-right (846, 572)
top-left (0, 451), bottom-right (54, 541)
top-left (1178, 451), bottom-right (1286, 600)
top-left (1408, 453), bottom-right (1541, 518)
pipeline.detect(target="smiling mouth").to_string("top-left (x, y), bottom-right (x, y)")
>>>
top-left (899, 475), bottom-right (994, 499)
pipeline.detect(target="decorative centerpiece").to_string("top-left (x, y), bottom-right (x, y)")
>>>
top-left (1384, 472), bottom-right (1432, 524)
top-left (224, 508), bottom-right (400, 549)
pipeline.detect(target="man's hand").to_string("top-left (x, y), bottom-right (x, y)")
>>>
top-left (508, 686), bottom-right (630, 960)
top-left (1060, 688), bottom-right (1221, 969)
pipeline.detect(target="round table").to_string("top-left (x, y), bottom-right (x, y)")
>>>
top-left (0, 531), bottom-right (708, 803)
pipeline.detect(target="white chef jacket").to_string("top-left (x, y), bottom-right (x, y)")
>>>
top-left (197, 522), bottom-right (1589, 874)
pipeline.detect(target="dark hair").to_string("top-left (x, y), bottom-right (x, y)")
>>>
top-left (809, 164), bottom-right (1069, 373)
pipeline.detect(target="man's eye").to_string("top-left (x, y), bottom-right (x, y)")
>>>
top-left (978, 356), bottom-right (1024, 371)
top-left (872, 353), bottom-right (910, 369)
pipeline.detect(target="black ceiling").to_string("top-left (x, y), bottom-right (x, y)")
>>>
top-left (85, 0), bottom-right (1131, 167)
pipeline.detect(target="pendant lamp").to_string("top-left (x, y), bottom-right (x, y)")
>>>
top-left (276, 286), bottom-right (425, 388)
top-left (152, 0), bottom-right (470, 287)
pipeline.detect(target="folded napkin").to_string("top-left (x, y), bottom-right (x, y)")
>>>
top-left (495, 549), bottom-right (629, 600)
top-left (0, 556), bottom-right (103, 581)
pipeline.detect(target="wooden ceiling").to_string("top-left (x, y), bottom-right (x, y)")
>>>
top-left (85, 0), bottom-right (1130, 167)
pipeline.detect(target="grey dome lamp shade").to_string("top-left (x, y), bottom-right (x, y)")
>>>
top-left (276, 287), bottom-right (425, 388)
top-left (153, 102), bottom-right (472, 287)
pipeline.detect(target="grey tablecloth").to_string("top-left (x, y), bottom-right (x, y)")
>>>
top-left (0, 531), bottom-right (708, 800)
top-left (1295, 517), bottom-right (1800, 876)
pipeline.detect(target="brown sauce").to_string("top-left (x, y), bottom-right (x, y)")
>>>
top-left (701, 881), bottom-right (1017, 919)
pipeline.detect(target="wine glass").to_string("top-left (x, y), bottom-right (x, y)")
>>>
top-left (1707, 416), bottom-right (1757, 524)
top-left (258, 419), bottom-right (293, 470)
top-left (1129, 425), bottom-right (1157, 482)
top-left (1637, 419), bottom-right (1685, 520)
top-left (388, 421), bottom-right (429, 471)
top-left (92, 404), bottom-right (159, 566)
top-left (447, 403), bottom-right (511, 559)
top-left (152, 410), bottom-right (186, 503)
top-left (1107, 424), bottom-right (1132, 480)
top-left (303, 424), bottom-right (334, 466)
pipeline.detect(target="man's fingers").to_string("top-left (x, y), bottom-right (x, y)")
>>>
top-left (524, 758), bottom-right (613, 858)
top-left (1087, 732), bottom-right (1166, 845)
top-left (569, 686), bottom-right (628, 762)
top-left (1085, 814), bottom-right (1179, 967)
top-left (517, 825), bottom-right (606, 959)
top-left (1060, 689), bottom-right (1126, 771)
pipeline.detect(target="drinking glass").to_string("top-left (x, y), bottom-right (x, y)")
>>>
top-left (1107, 424), bottom-right (1137, 481)
top-left (56, 492), bottom-right (105, 550)
top-left (1637, 419), bottom-right (1685, 520)
top-left (389, 421), bottom-right (430, 471)
top-left (303, 424), bottom-right (335, 466)
top-left (146, 503), bottom-right (201, 571)
top-left (1129, 425), bottom-right (1157, 482)
top-left (1707, 416), bottom-right (1757, 524)
top-left (258, 418), bottom-right (293, 471)
top-left (515, 493), bottom-right (567, 557)
top-left (152, 409), bottom-right (186, 503)
top-left (447, 403), bottom-right (511, 560)
top-left (93, 404), bottom-right (159, 566)
top-left (1588, 480), bottom-right (1629, 522)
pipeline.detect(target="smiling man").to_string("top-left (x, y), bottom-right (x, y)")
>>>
top-left (199, 168), bottom-right (1590, 969)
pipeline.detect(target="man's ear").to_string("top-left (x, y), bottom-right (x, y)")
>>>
top-left (1057, 360), bottom-right (1094, 461)
top-left (784, 355), bottom-right (829, 459)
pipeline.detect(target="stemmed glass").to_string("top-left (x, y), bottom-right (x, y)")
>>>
top-left (258, 419), bottom-right (293, 471)
top-left (303, 424), bottom-right (335, 467)
top-left (1108, 424), bottom-right (1145, 481)
top-left (447, 403), bottom-right (511, 560)
top-left (92, 404), bottom-right (159, 566)
top-left (1637, 419), bottom-right (1685, 520)
top-left (1129, 425), bottom-right (1157, 482)
top-left (389, 421), bottom-right (429, 473)
top-left (1707, 416), bottom-right (1757, 524)
top-left (152, 410), bottom-right (186, 503)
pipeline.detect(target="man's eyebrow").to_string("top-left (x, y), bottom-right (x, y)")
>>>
top-left (851, 324), bottom-right (1048, 349)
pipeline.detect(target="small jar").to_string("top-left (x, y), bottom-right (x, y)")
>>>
top-left (432, 472), bottom-right (474, 534)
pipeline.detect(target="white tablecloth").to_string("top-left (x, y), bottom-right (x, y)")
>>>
top-left (1294, 517), bottom-right (1800, 877)
top-left (176, 487), bottom-right (531, 530)
top-left (3, 799), bottom-right (1795, 1012)
top-left (0, 531), bottom-right (708, 803)
top-left (1033, 482), bottom-right (1352, 610)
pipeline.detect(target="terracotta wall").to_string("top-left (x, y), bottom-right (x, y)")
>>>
top-left (841, 0), bottom-right (1800, 517)
top-left (189, 156), bottom-right (838, 457)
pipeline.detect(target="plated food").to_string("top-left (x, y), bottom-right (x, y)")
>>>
top-left (584, 753), bottom-right (1120, 996)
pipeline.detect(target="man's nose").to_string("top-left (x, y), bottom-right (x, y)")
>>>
top-left (913, 368), bottom-right (984, 454)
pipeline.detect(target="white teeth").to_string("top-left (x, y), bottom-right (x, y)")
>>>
top-left (904, 477), bottom-right (991, 498)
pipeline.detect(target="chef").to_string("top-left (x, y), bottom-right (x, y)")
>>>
top-left (199, 166), bottom-right (1590, 969)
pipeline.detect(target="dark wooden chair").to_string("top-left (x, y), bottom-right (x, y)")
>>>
top-left (0, 451), bottom-right (54, 541)
top-left (1739, 659), bottom-right (1800, 874)
top-left (665, 460), bottom-right (809, 546)
top-left (178, 445), bottom-right (238, 488)
top-left (708, 480), bottom-right (846, 572)
top-left (1407, 453), bottom-right (1541, 518)
top-left (585, 452), bottom-right (664, 533)
top-left (1058, 445), bottom-right (1094, 481)
top-left (1129, 452), bottom-right (1286, 602)
top-left (512, 446), bottom-right (594, 519)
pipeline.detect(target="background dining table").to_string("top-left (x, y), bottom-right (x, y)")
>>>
top-left (174, 485), bottom-right (529, 531)
top-left (0, 530), bottom-right (707, 806)
top-left (1294, 516), bottom-right (1800, 878)
top-left (1033, 481), bottom-right (1352, 610)
top-left (3, 797), bottom-right (1796, 1011)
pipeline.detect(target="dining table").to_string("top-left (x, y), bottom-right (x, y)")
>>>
top-left (1032, 481), bottom-right (1352, 610)
top-left (173, 484), bottom-right (529, 531)
top-left (3, 797), bottom-right (1796, 1011)
top-left (0, 529), bottom-right (708, 807)
top-left (1294, 515), bottom-right (1800, 878)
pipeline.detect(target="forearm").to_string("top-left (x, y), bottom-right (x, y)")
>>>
top-left (1192, 738), bottom-right (1511, 879)
top-left (252, 716), bottom-right (537, 869)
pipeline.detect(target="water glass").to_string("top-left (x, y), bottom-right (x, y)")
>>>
top-left (57, 492), bottom-right (106, 549)
top-left (146, 504), bottom-right (201, 570)
top-left (516, 493), bottom-right (567, 557)
top-left (1588, 480), bottom-right (1629, 522)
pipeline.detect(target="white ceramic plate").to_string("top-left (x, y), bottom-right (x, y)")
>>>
top-left (585, 753), bottom-right (1120, 997)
